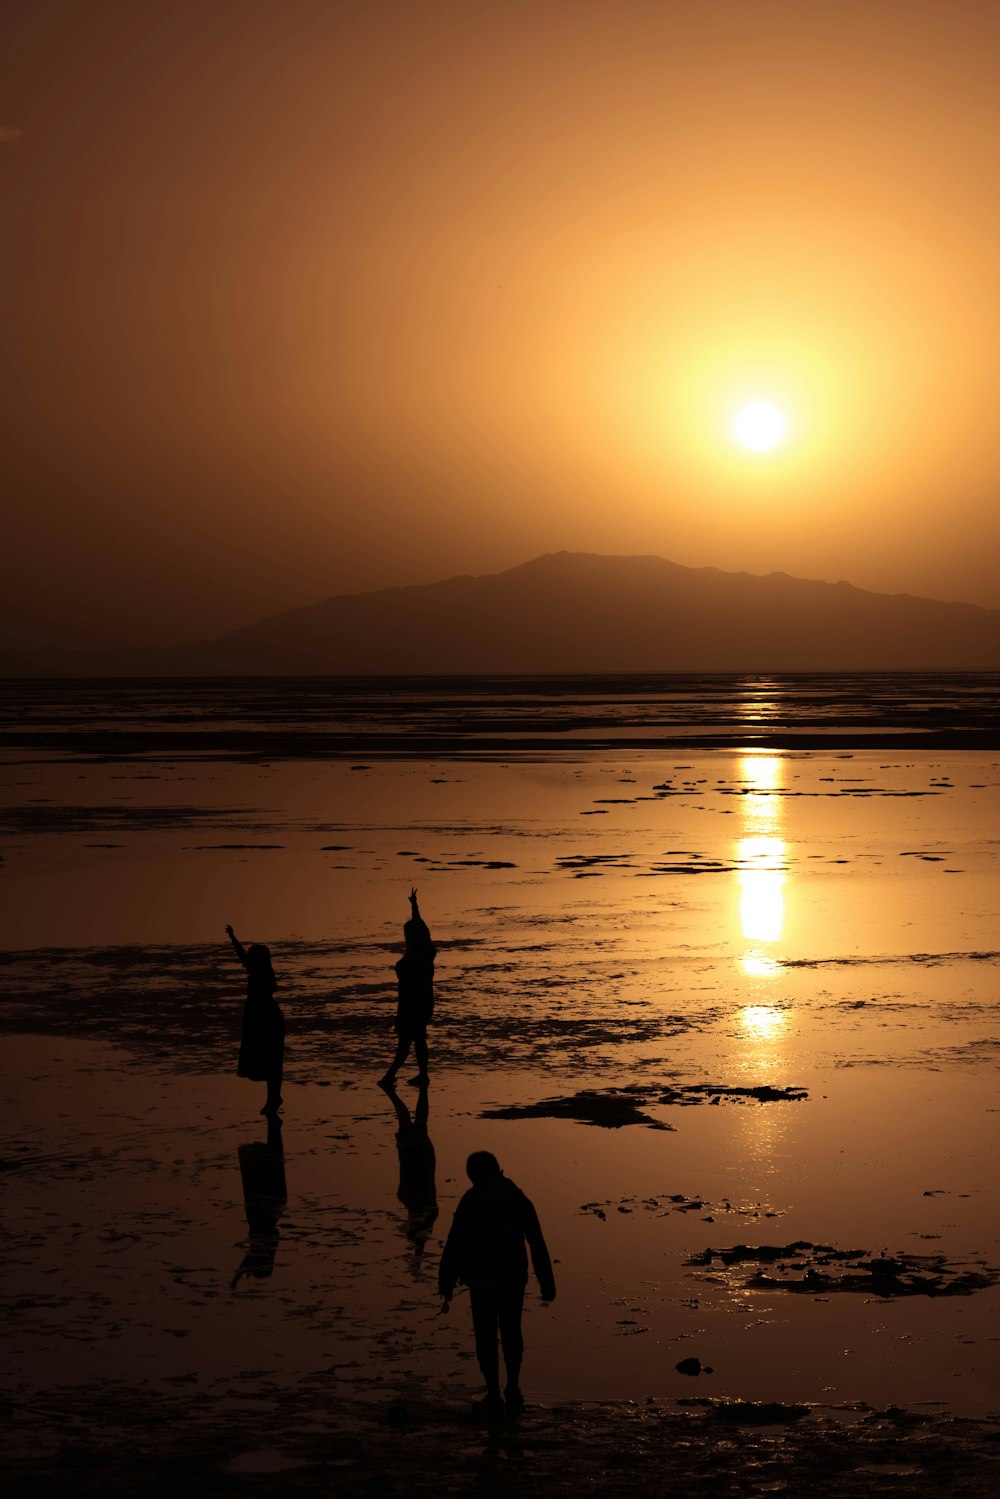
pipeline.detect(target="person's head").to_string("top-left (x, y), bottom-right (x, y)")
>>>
top-left (466, 1150), bottom-right (503, 1185)
top-left (245, 944), bottom-right (275, 977)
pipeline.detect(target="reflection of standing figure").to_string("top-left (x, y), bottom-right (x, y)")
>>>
top-left (379, 889), bottom-right (437, 1088)
top-left (379, 1078), bottom-right (438, 1273)
top-left (231, 1115), bottom-right (287, 1288)
top-left (226, 924), bottom-right (285, 1115)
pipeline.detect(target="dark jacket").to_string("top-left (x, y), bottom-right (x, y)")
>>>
top-left (438, 1175), bottom-right (555, 1300)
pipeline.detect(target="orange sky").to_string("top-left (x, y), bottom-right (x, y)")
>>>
top-left (2, 0), bottom-right (999, 648)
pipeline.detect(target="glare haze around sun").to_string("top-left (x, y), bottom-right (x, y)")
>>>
top-left (733, 401), bottom-right (787, 452)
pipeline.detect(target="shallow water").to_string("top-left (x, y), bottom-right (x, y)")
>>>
top-left (2, 678), bottom-right (999, 1435)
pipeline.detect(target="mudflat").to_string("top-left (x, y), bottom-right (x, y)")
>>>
top-left (3, 676), bottom-right (999, 1494)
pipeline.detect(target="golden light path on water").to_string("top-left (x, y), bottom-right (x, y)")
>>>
top-left (737, 752), bottom-right (787, 984)
top-left (732, 746), bottom-right (791, 1171)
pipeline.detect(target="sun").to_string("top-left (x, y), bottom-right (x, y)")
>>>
top-left (733, 401), bottom-right (787, 452)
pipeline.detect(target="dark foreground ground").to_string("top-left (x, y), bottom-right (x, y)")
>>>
top-left (10, 1387), bottom-right (1000, 1498)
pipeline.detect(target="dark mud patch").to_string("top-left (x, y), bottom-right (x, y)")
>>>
top-left (646, 858), bottom-right (738, 875)
top-left (824, 994), bottom-right (920, 1014)
top-left (594, 789), bottom-right (663, 805)
top-left (483, 1088), bottom-right (674, 1130)
top-left (7, 1382), bottom-right (1000, 1499)
top-left (482, 1082), bottom-right (808, 1130)
top-left (836, 1036), bottom-right (1000, 1069)
top-left (781, 950), bottom-right (1000, 969)
top-left (687, 1242), bottom-right (999, 1297)
top-left (556, 853), bottom-right (637, 875)
top-left (663, 1082), bottom-right (807, 1105)
top-left (581, 1191), bottom-right (785, 1222)
top-left (190, 843), bottom-right (285, 850)
top-left (720, 788), bottom-right (943, 799)
top-left (435, 859), bottom-right (518, 869)
top-left (0, 804), bottom-right (265, 834)
top-left (679, 1398), bottom-right (807, 1422)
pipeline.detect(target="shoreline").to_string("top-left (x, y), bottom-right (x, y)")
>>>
top-left (4, 729), bottom-right (1000, 757)
top-left (4, 671), bottom-right (999, 759)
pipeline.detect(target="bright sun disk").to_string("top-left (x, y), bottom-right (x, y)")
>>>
top-left (733, 401), bottom-right (787, 452)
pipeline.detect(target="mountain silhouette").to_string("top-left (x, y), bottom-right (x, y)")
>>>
top-left (8, 552), bottom-right (1000, 674)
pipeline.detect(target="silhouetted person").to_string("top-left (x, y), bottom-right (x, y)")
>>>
top-left (227, 924), bottom-right (284, 1115)
top-left (379, 888), bottom-right (436, 1087)
top-left (438, 1151), bottom-right (555, 1418)
top-left (379, 1078), bottom-right (439, 1274)
top-left (231, 1115), bottom-right (287, 1288)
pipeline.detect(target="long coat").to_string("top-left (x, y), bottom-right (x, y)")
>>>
top-left (237, 973), bottom-right (285, 1081)
top-left (394, 944), bottom-right (436, 1039)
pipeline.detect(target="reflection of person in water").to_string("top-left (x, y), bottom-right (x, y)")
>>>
top-left (226, 924), bottom-right (284, 1115)
top-left (438, 1151), bottom-right (555, 1419)
top-left (231, 1115), bottom-right (287, 1288)
top-left (378, 1077), bottom-right (438, 1273)
top-left (379, 888), bottom-right (437, 1088)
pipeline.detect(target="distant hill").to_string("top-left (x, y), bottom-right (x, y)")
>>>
top-left (8, 552), bottom-right (1000, 674)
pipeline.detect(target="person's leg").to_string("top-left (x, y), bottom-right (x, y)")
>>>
top-left (498, 1281), bottom-right (526, 1406)
top-left (379, 1034), bottom-right (410, 1086)
top-left (408, 1035), bottom-right (429, 1084)
top-left (263, 1062), bottom-right (284, 1114)
top-left (469, 1286), bottom-right (502, 1402)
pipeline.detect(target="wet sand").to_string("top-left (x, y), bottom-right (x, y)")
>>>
top-left (5, 1032), bottom-right (1000, 1496)
top-left (3, 682), bottom-right (1000, 1493)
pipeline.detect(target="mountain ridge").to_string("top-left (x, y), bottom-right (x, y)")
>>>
top-left (6, 551), bottom-right (1000, 675)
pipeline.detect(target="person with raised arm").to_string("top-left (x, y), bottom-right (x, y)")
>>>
top-left (378, 888), bottom-right (437, 1088)
top-left (226, 924), bottom-right (285, 1116)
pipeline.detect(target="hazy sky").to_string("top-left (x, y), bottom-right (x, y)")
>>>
top-left (2, 0), bottom-right (999, 648)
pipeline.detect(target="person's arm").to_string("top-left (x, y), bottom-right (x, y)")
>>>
top-left (409, 886), bottom-right (422, 923)
top-left (522, 1195), bottom-right (556, 1301)
top-left (437, 1199), bottom-right (467, 1305)
top-left (226, 924), bottom-right (248, 966)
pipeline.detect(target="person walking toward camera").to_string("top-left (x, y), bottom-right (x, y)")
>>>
top-left (438, 1151), bottom-right (555, 1419)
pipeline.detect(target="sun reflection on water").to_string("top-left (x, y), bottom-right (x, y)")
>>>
top-left (739, 1004), bottom-right (787, 1041)
top-left (740, 952), bottom-right (782, 979)
top-left (736, 755), bottom-right (787, 979)
top-left (741, 753), bottom-right (782, 789)
top-left (739, 681), bottom-right (781, 724)
top-left (731, 744), bottom-right (793, 1167)
top-left (739, 835), bottom-right (785, 945)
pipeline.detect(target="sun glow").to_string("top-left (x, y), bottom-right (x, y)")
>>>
top-left (733, 401), bottom-right (787, 452)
